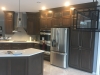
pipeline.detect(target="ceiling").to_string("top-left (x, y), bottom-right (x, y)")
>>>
top-left (0, 0), bottom-right (99, 12)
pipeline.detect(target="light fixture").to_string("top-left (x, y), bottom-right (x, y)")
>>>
top-left (70, 7), bottom-right (75, 10)
top-left (1, 7), bottom-right (6, 10)
top-left (42, 6), bottom-right (46, 10)
top-left (64, 1), bottom-right (70, 6)
top-left (48, 10), bottom-right (52, 13)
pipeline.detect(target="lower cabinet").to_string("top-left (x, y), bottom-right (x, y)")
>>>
top-left (10, 58), bottom-right (27, 75)
top-left (0, 58), bottom-right (8, 75)
top-left (0, 43), bottom-right (40, 50)
top-left (0, 53), bottom-right (43, 75)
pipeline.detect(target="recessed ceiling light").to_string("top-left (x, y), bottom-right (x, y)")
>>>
top-left (1, 7), bottom-right (6, 10)
top-left (42, 6), bottom-right (46, 10)
top-left (64, 1), bottom-right (70, 6)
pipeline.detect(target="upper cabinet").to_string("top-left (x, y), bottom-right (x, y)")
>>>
top-left (4, 11), bottom-right (15, 34)
top-left (40, 11), bottom-right (53, 30)
top-left (26, 12), bottom-right (40, 35)
top-left (40, 7), bottom-right (72, 29)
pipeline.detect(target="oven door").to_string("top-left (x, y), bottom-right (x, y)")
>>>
top-left (40, 34), bottom-right (51, 41)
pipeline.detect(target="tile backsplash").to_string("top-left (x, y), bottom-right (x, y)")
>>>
top-left (5, 34), bottom-right (40, 41)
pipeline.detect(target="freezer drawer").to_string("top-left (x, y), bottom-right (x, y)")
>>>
top-left (50, 51), bottom-right (68, 68)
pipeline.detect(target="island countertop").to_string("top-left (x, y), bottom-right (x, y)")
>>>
top-left (0, 48), bottom-right (44, 57)
top-left (0, 41), bottom-right (39, 43)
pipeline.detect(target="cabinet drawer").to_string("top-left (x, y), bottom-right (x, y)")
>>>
top-left (34, 43), bottom-right (40, 49)
top-left (27, 43), bottom-right (34, 48)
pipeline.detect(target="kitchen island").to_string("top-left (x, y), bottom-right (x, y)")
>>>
top-left (0, 48), bottom-right (44, 75)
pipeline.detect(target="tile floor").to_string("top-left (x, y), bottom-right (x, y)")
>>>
top-left (43, 61), bottom-right (94, 75)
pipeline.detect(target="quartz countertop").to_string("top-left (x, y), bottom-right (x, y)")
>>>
top-left (0, 48), bottom-right (44, 57)
top-left (0, 41), bottom-right (39, 43)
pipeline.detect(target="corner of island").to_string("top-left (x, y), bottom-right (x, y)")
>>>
top-left (0, 48), bottom-right (44, 75)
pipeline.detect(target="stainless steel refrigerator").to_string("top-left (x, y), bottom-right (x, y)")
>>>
top-left (50, 28), bottom-right (69, 68)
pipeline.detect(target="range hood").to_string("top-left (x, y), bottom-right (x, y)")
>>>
top-left (11, 12), bottom-right (30, 41)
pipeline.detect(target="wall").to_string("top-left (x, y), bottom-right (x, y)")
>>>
top-left (93, 12), bottom-right (100, 74)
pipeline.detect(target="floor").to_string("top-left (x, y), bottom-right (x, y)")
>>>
top-left (43, 61), bottom-right (94, 75)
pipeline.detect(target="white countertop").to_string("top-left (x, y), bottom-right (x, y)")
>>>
top-left (0, 41), bottom-right (39, 43)
top-left (0, 48), bottom-right (44, 57)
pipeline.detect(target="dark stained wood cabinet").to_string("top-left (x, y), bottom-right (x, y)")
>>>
top-left (4, 11), bottom-right (15, 34)
top-left (0, 43), bottom-right (40, 50)
top-left (62, 18), bottom-right (70, 27)
top-left (2, 43), bottom-right (11, 50)
top-left (69, 30), bottom-right (95, 72)
top-left (52, 18), bottom-right (62, 27)
top-left (0, 58), bottom-right (8, 75)
top-left (40, 11), bottom-right (53, 30)
top-left (26, 12), bottom-right (40, 35)
top-left (10, 58), bottom-right (27, 75)
top-left (0, 53), bottom-right (43, 75)
top-left (40, 18), bottom-right (47, 29)
top-left (11, 43), bottom-right (27, 49)
top-left (34, 43), bottom-right (40, 49)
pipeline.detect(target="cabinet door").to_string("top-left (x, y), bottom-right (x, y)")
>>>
top-left (34, 43), bottom-right (40, 49)
top-left (33, 18), bottom-right (40, 35)
top-left (80, 32), bottom-right (95, 72)
top-left (10, 58), bottom-right (27, 75)
top-left (27, 12), bottom-right (40, 35)
top-left (4, 11), bottom-right (14, 34)
top-left (2, 43), bottom-right (11, 50)
top-left (62, 18), bottom-right (71, 27)
top-left (40, 18), bottom-right (47, 28)
top-left (47, 18), bottom-right (52, 29)
top-left (52, 18), bottom-right (62, 27)
top-left (27, 43), bottom-right (34, 48)
top-left (5, 20), bottom-right (13, 34)
top-left (27, 19), bottom-right (34, 35)
top-left (69, 30), bottom-right (80, 68)
top-left (0, 58), bottom-right (8, 75)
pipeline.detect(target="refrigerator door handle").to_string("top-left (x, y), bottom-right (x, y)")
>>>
top-left (57, 29), bottom-right (59, 50)
top-left (52, 51), bottom-right (67, 55)
top-left (52, 40), bottom-right (56, 47)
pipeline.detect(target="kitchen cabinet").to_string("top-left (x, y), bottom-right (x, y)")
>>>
top-left (10, 58), bottom-right (27, 75)
top-left (69, 30), bottom-right (95, 72)
top-left (40, 18), bottom-right (47, 29)
top-left (26, 12), bottom-right (40, 35)
top-left (27, 43), bottom-right (34, 48)
top-left (0, 53), bottom-right (43, 75)
top-left (52, 18), bottom-right (62, 27)
top-left (4, 11), bottom-right (15, 34)
top-left (0, 43), bottom-right (39, 50)
top-left (40, 11), bottom-right (53, 30)
top-left (62, 10), bottom-right (71, 27)
top-left (52, 9), bottom-right (71, 28)
top-left (11, 43), bottom-right (27, 49)
top-left (40, 18), bottom-right (52, 30)
top-left (34, 43), bottom-right (40, 49)
top-left (2, 43), bottom-right (11, 50)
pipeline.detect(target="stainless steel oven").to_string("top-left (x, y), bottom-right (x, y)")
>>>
top-left (40, 30), bottom-right (51, 61)
top-left (40, 30), bottom-right (51, 41)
